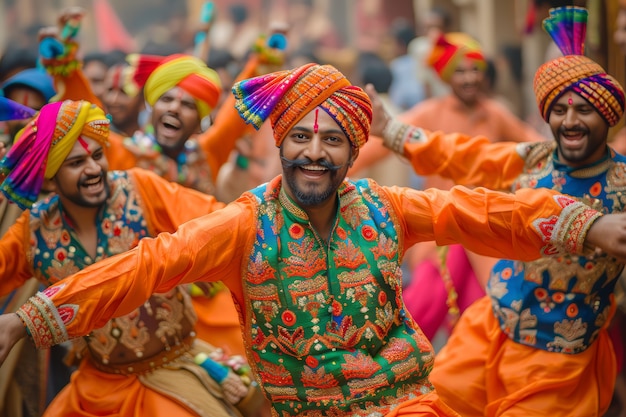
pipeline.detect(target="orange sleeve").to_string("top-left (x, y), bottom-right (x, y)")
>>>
top-left (0, 211), bottom-right (37, 297)
top-left (197, 56), bottom-right (260, 181)
top-left (104, 132), bottom-right (138, 171)
top-left (383, 183), bottom-right (597, 261)
top-left (32, 196), bottom-right (256, 339)
top-left (129, 168), bottom-right (225, 234)
top-left (52, 67), bottom-right (103, 109)
top-left (402, 131), bottom-right (526, 190)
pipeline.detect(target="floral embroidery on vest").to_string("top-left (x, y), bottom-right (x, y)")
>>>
top-left (245, 176), bottom-right (434, 416)
top-left (26, 171), bottom-right (197, 365)
top-left (490, 143), bottom-right (626, 353)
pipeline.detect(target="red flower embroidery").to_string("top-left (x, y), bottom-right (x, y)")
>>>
top-left (43, 285), bottom-right (63, 298)
top-left (552, 292), bottom-right (565, 303)
top-left (566, 303), bottom-right (578, 318)
top-left (113, 225), bottom-right (122, 236)
top-left (534, 288), bottom-right (547, 300)
top-left (336, 227), bottom-right (347, 240)
top-left (305, 356), bottom-right (319, 368)
top-left (589, 182), bottom-right (602, 197)
top-left (281, 310), bottom-right (296, 326)
top-left (501, 268), bottom-right (513, 280)
top-left (60, 230), bottom-right (71, 246)
top-left (54, 248), bottom-right (68, 262)
top-left (331, 300), bottom-right (342, 316)
top-left (378, 291), bottom-right (387, 305)
top-left (58, 305), bottom-right (76, 324)
top-left (289, 224), bottom-right (304, 239)
top-left (361, 225), bottom-right (377, 241)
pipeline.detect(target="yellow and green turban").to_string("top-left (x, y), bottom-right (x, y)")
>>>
top-left (534, 6), bottom-right (624, 126)
top-left (232, 63), bottom-right (372, 148)
top-left (142, 54), bottom-right (222, 120)
top-left (0, 100), bottom-right (109, 209)
top-left (427, 32), bottom-right (487, 83)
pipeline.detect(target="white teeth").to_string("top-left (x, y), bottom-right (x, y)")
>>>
top-left (84, 178), bottom-right (101, 186)
top-left (302, 165), bottom-right (327, 171)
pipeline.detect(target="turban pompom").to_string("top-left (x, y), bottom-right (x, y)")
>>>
top-left (233, 63), bottom-right (372, 148)
top-left (533, 6), bottom-right (625, 126)
top-left (0, 100), bottom-right (109, 209)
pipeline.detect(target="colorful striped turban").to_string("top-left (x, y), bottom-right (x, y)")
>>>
top-left (534, 6), bottom-right (625, 126)
top-left (0, 100), bottom-right (109, 209)
top-left (232, 63), bottom-right (372, 148)
top-left (142, 54), bottom-right (222, 120)
top-left (427, 32), bottom-right (487, 83)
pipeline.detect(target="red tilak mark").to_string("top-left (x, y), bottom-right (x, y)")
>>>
top-left (22, 92), bottom-right (29, 107)
top-left (112, 67), bottom-right (122, 90)
top-left (77, 137), bottom-right (91, 155)
top-left (313, 109), bottom-right (319, 133)
top-left (567, 96), bottom-right (573, 106)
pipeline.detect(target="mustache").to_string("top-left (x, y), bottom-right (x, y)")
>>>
top-left (280, 156), bottom-right (345, 171)
top-left (559, 126), bottom-right (589, 135)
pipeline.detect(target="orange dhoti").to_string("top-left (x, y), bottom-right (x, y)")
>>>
top-left (429, 296), bottom-right (617, 417)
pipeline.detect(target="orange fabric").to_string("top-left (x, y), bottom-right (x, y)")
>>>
top-left (32, 180), bottom-right (590, 415)
top-left (429, 296), bottom-right (617, 417)
top-left (41, 181), bottom-right (575, 339)
top-left (191, 289), bottom-right (245, 356)
top-left (383, 392), bottom-right (459, 416)
top-left (352, 94), bottom-right (545, 175)
top-left (43, 360), bottom-right (196, 417)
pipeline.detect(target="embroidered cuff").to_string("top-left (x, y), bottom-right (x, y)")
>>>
top-left (550, 201), bottom-right (602, 255)
top-left (16, 292), bottom-right (69, 349)
top-left (381, 118), bottom-right (424, 155)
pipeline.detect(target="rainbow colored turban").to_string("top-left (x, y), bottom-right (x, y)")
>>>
top-left (427, 32), bottom-right (487, 83)
top-left (140, 54), bottom-right (222, 120)
top-left (0, 100), bottom-right (109, 209)
top-left (534, 7), bottom-right (624, 126)
top-left (232, 63), bottom-right (372, 148)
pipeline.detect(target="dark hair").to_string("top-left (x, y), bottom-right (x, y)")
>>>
top-left (0, 47), bottom-right (38, 82)
top-left (357, 52), bottom-right (392, 94)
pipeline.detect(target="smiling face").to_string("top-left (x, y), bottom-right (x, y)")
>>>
top-left (103, 66), bottom-right (144, 136)
top-left (549, 92), bottom-right (609, 168)
top-left (448, 57), bottom-right (484, 106)
top-left (52, 137), bottom-right (110, 208)
top-left (151, 86), bottom-right (201, 158)
top-left (280, 107), bottom-right (356, 208)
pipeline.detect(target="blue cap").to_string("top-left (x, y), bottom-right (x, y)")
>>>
top-left (1, 68), bottom-right (56, 102)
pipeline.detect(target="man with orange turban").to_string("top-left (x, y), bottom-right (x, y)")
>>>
top-left (0, 99), bottom-right (268, 417)
top-left (366, 6), bottom-right (626, 416)
top-left (2, 63), bottom-right (626, 417)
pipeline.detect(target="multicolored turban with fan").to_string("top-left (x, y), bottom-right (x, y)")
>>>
top-left (534, 6), bottom-right (624, 126)
top-left (427, 32), bottom-right (487, 83)
top-left (0, 100), bottom-right (109, 209)
top-left (232, 63), bottom-right (372, 148)
top-left (132, 54), bottom-right (222, 120)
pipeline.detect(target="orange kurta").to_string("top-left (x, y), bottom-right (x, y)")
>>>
top-left (19, 178), bottom-right (600, 416)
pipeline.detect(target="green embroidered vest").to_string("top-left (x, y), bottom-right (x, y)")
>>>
top-left (245, 176), bottom-right (434, 416)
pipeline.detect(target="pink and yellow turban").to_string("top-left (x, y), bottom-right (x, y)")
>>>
top-left (534, 6), bottom-right (624, 126)
top-left (0, 100), bottom-right (109, 209)
top-left (140, 54), bottom-right (222, 120)
top-left (427, 32), bottom-right (487, 83)
top-left (232, 63), bottom-right (372, 148)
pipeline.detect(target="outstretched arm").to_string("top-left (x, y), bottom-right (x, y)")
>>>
top-left (0, 314), bottom-right (26, 366)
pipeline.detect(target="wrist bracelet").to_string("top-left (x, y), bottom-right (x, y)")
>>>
top-left (382, 118), bottom-right (424, 155)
